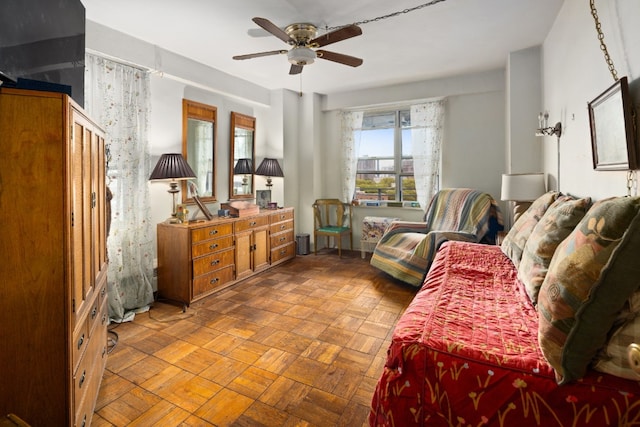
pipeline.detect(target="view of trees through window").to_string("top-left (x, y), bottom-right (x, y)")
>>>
top-left (355, 109), bottom-right (417, 202)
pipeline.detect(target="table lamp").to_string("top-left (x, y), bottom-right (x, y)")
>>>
top-left (149, 153), bottom-right (196, 223)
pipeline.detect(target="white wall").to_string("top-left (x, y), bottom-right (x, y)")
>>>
top-left (87, 20), bottom-right (515, 256)
top-left (542, 0), bottom-right (640, 200)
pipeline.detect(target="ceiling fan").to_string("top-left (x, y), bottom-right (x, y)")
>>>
top-left (233, 17), bottom-right (363, 75)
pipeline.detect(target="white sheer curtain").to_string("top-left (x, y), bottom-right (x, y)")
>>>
top-left (411, 101), bottom-right (445, 209)
top-left (85, 53), bottom-right (154, 322)
top-left (340, 111), bottom-right (363, 202)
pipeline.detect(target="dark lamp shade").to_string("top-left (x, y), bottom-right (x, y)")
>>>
top-left (255, 158), bottom-right (284, 177)
top-left (149, 153), bottom-right (196, 180)
top-left (233, 158), bottom-right (253, 174)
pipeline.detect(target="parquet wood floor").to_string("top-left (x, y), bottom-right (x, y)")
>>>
top-left (92, 250), bottom-right (415, 426)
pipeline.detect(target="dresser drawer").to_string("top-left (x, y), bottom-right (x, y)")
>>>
top-left (192, 235), bottom-right (234, 258)
top-left (191, 223), bottom-right (233, 243)
top-left (270, 219), bottom-right (293, 234)
top-left (270, 230), bottom-right (294, 248)
top-left (271, 243), bottom-right (295, 264)
top-left (193, 265), bottom-right (235, 296)
top-left (72, 316), bottom-right (89, 374)
top-left (74, 297), bottom-right (108, 427)
top-left (270, 209), bottom-right (294, 223)
top-left (235, 215), bottom-right (269, 232)
top-left (193, 248), bottom-right (235, 277)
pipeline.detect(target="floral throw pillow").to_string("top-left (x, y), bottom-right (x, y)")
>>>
top-left (537, 196), bottom-right (640, 384)
top-left (501, 191), bottom-right (559, 268)
top-left (518, 195), bottom-right (591, 304)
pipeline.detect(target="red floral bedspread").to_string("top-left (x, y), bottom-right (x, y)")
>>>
top-left (370, 241), bottom-right (640, 426)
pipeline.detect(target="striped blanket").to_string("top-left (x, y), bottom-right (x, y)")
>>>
top-left (370, 188), bottom-right (502, 287)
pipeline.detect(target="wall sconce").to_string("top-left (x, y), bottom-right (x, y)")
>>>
top-left (536, 111), bottom-right (562, 137)
top-left (255, 158), bottom-right (284, 188)
top-left (149, 153), bottom-right (196, 223)
top-left (501, 173), bottom-right (546, 224)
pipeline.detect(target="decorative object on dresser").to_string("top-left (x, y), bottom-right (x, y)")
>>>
top-left (0, 88), bottom-right (108, 426)
top-left (220, 200), bottom-right (260, 218)
top-left (501, 173), bottom-right (546, 223)
top-left (256, 189), bottom-right (271, 209)
top-left (156, 208), bottom-right (295, 307)
top-left (149, 153), bottom-right (197, 223)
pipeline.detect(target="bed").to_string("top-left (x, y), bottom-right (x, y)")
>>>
top-left (370, 193), bottom-right (640, 426)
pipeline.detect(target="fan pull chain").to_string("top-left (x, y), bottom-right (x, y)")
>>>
top-left (325, 0), bottom-right (448, 31)
top-left (590, 0), bottom-right (619, 82)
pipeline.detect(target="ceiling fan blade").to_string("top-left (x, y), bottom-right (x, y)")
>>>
top-left (316, 50), bottom-right (363, 67)
top-left (233, 50), bottom-right (288, 60)
top-left (309, 24), bottom-right (362, 48)
top-left (289, 64), bottom-right (304, 75)
top-left (253, 17), bottom-right (293, 44)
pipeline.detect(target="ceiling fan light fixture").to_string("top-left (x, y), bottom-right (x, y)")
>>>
top-left (287, 47), bottom-right (316, 66)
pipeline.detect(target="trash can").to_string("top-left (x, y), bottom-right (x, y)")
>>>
top-left (296, 233), bottom-right (310, 255)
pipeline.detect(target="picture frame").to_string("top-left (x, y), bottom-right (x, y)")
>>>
top-left (256, 190), bottom-right (271, 209)
top-left (192, 194), bottom-right (213, 220)
top-left (588, 76), bottom-right (638, 171)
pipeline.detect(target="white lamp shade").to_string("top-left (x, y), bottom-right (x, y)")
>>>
top-left (501, 173), bottom-right (546, 201)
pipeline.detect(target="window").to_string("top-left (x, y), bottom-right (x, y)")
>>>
top-left (355, 109), bottom-right (417, 202)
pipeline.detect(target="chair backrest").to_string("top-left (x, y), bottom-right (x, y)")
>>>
top-left (423, 188), bottom-right (499, 238)
top-left (313, 199), bottom-right (352, 229)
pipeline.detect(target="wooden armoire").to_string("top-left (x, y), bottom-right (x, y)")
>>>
top-left (0, 88), bottom-right (108, 426)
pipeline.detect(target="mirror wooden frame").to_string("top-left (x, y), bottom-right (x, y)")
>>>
top-left (588, 76), bottom-right (638, 171)
top-left (182, 99), bottom-right (217, 203)
top-left (229, 112), bottom-right (256, 200)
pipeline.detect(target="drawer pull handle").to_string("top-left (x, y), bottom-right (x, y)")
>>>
top-left (209, 243), bottom-right (218, 250)
top-left (280, 225), bottom-right (286, 230)
top-left (250, 221), bottom-right (257, 226)
top-left (101, 287), bottom-right (106, 298)
top-left (91, 306), bottom-right (98, 319)
top-left (209, 229), bottom-right (218, 235)
top-left (102, 314), bottom-right (107, 325)
top-left (77, 333), bottom-right (85, 350)
top-left (280, 215), bottom-right (285, 219)
top-left (79, 370), bottom-right (86, 388)
top-left (210, 259), bottom-right (220, 266)
top-left (210, 278), bottom-right (219, 285)
top-left (280, 237), bottom-right (286, 242)
top-left (280, 249), bottom-right (287, 255)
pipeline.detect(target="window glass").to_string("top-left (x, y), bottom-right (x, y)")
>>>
top-left (355, 109), bottom-right (418, 202)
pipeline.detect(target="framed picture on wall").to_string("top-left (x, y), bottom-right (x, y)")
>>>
top-left (256, 190), bottom-right (271, 209)
top-left (588, 76), bottom-right (638, 171)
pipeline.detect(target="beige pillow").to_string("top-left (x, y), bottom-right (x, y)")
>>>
top-left (501, 191), bottom-right (559, 267)
top-left (518, 196), bottom-right (591, 304)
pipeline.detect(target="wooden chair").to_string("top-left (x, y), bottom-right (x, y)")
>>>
top-left (312, 199), bottom-right (353, 257)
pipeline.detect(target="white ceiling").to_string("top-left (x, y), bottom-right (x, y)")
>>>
top-left (81, 0), bottom-right (564, 95)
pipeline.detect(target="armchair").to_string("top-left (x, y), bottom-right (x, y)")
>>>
top-left (370, 188), bottom-right (503, 287)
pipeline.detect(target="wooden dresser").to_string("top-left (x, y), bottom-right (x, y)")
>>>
top-left (0, 88), bottom-right (108, 426)
top-left (157, 207), bottom-right (295, 306)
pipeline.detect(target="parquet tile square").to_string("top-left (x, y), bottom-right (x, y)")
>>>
top-left (95, 251), bottom-right (415, 426)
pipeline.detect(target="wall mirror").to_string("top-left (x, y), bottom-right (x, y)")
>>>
top-left (229, 112), bottom-right (256, 199)
top-left (182, 99), bottom-right (217, 203)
